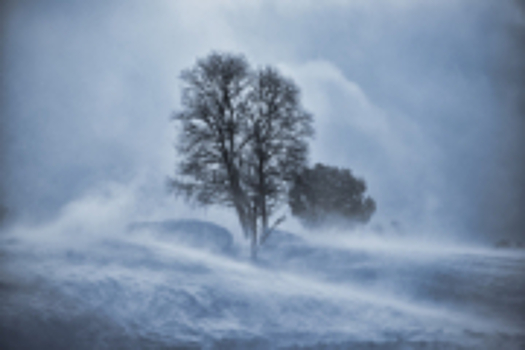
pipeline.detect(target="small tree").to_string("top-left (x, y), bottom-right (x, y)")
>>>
top-left (170, 52), bottom-right (313, 258)
top-left (289, 163), bottom-right (376, 229)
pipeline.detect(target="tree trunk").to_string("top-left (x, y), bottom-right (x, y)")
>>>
top-left (228, 163), bottom-right (252, 238)
top-left (258, 151), bottom-right (268, 243)
top-left (261, 196), bottom-right (268, 237)
top-left (233, 199), bottom-right (250, 238)
top-left (250, 203), bottom-right (258, 260)
top-left (250, 231), bottom-right (258, 260)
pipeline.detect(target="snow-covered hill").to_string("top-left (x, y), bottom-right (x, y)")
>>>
top-left (0, 220), bottom-right (524, 349)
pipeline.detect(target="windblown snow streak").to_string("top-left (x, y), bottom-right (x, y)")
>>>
top-left (1, 220), bottom-right (523, 349)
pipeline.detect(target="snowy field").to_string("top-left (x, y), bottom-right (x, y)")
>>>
top-left (0, 220), bottom-right (524, 349)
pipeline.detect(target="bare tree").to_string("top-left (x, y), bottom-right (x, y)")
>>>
top-left (170, 52), bottom-right (313, 258)
top-left (170, 53), bottom-right (254, 239)
top-left (244, 67), bottom-right (313, 251)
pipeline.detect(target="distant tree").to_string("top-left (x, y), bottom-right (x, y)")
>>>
top-left (170, 52), bottom-right (313, 258)
top-left (288, 163), bottom-right (376, 229)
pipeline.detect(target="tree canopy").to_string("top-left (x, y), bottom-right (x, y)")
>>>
top-left (288, 163), bottom-right (376, 229)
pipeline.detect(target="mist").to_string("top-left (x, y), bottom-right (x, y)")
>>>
top-left (1, 0), bottom-right (523, 242)
top-left (1, 0), bottom-right (524, 348)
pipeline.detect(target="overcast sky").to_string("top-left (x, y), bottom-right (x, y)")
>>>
top-left (2, 0), bottom-right (524, 242)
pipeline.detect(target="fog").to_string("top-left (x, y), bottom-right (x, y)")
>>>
top-left (1, 0), bottom-right (525, 348)
top-left (1, 0), bottom-right (524, 240)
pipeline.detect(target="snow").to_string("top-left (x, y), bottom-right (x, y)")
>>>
top-left (0, 220), bottom-right (524, 349)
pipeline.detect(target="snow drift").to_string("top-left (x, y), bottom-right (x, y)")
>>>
top-left (0, 217), bottom-right (524, 349)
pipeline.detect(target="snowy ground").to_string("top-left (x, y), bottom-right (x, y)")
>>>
top-left (0, 220), bottom-right (524, 349)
